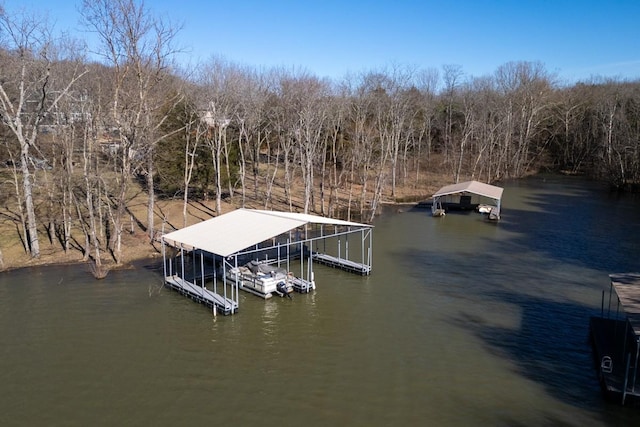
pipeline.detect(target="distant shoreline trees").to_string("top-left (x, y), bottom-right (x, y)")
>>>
top-left (1, 0), bottom-right (640, 266)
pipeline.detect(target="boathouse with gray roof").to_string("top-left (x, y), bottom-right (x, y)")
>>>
top-left (431, 180), bottom-right (504, 220)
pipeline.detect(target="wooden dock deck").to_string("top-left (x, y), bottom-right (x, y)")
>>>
top-left (312, 252), bottom-right (371, 275)
top-left (165, 275), bottom-right (238, 315)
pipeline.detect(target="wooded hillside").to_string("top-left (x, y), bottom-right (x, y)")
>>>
top-left (1, 0), bottom-right (639, 272)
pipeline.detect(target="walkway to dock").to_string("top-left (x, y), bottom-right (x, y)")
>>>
top-left (165, 275), bottom-right (238, 315)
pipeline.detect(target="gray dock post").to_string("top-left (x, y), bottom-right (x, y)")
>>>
top-left (623, 352), bottom-right (631, 405)
top-left (634, 338), bottom-right (640, 393)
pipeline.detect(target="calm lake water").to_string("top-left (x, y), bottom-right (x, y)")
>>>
top-left (1, 175), bottom-right (640, 426)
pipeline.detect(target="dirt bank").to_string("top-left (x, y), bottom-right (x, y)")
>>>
top-left (0, 173), bottom-right (446, 274)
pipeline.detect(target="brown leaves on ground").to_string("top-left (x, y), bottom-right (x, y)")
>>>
top-left (0, 172), bottom-right (445, 273)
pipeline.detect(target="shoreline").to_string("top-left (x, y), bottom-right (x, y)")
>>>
top-left (1, 199), bottom-right (425, 275)
top-left (0, 242), bottom-right (164, 274)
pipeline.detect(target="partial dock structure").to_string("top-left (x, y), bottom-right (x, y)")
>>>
top-left (161, 209), bottom-right (373, 315)
top-left (590, 273), bottom-right (640, 405)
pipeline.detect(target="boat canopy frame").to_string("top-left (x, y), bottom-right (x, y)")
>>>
top-left (160, 209), bottom-right (373, 314)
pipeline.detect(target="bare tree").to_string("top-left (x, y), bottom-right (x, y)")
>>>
top-left (342, 73), bottom-right (377, 221)
top-left (271, 69), bottom-right (302, 211)
top-left (234, 68), bottom-right (271, 207)
top-left (379, 65), bottom-right (415, 197)
top-left (0, 8), bottom-right (87, 258)
top-left (550, 85), bottom-right (589, 174)
top-left (588, 81), bottom-right (640, 187)
top-left (441, 64), bottom-right (464, 175)
top-left (455, 83), bottom-right (476, 183)
top-left (414, 68), bottom-right (439, 182)
top-left (81, 0), bottom-right (181, 262)
top-left (197, 57), bottom-right (241, 214)
top-left (322, 89), bottom-right (348, 217)
top-left (80, 83), bottom-right (106, 273)
top-left (466, 76), bottom-right (501, 182)
top-left (202, 104), bottom-right (230, 215)
top-left (294, 75), bottom-right (330, 213)
top-left (494, 61), bottom-right (555, 178)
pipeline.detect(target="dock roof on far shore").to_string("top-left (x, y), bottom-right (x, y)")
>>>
top-left (432, 180), bottom-right (504, 201)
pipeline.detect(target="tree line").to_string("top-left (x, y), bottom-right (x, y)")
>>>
top-left (1, 0), bottom-right (639, 269)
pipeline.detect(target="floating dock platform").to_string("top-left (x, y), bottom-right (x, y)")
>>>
top-left (165, 275), bottom-right (238, 315)
top-left (289, 276), bottom-right (315, 293)
top-left (312, 252), bottom-right (371, 275)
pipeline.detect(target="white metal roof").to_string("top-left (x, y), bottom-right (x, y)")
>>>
top-left (433, 180), bottom-right (503, 201)
top-left (162, 208), bottom-right (371, 257)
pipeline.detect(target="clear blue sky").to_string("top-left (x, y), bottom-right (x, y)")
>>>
top-left (4, 0), bottom-right (640, 84)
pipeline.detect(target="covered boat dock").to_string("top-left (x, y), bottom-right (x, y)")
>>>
top-left (431, 180), bottom-right (503, 220)
top-left (590, 273), bottom-right (640, 405)
top-left (161, 209), bottom-right (373, 315)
